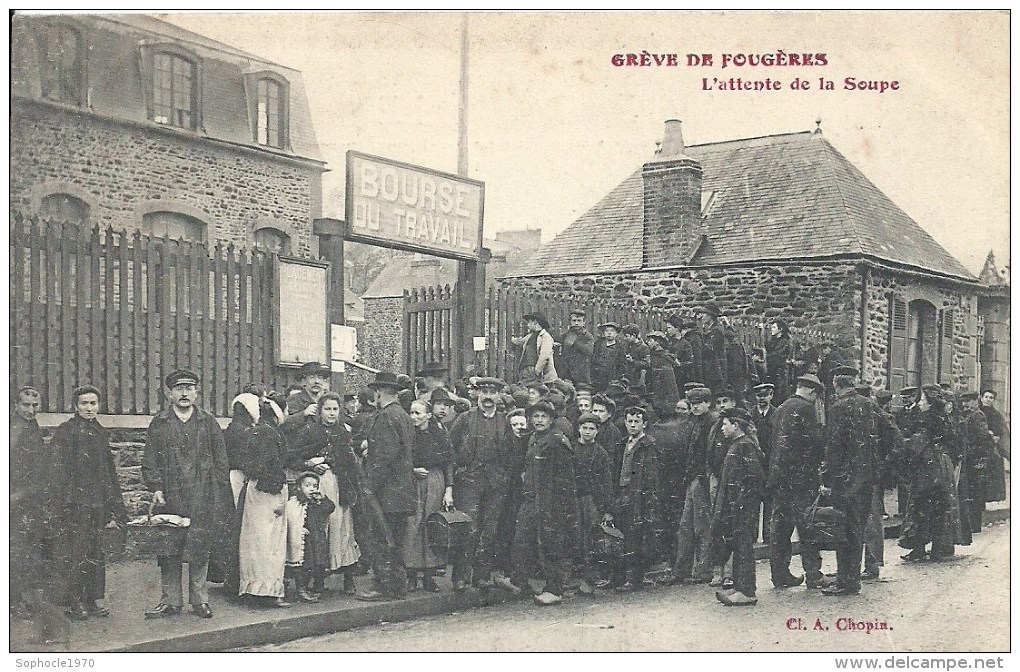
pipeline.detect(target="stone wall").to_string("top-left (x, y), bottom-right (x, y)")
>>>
top-left (360, 297), bottom-right (405, 375)
top-left (502, 260), bottom-right (863, 335)
top-left (11, 100), bottom-right (319, 255)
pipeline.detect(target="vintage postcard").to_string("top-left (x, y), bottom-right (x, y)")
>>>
top-left (7, 9), bottom-right (1010, 662)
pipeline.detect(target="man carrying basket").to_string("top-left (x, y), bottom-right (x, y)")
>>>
top-left (142, 369), bottom-right (233, 619)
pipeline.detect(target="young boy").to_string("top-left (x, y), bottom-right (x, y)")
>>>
top-left (607, 406), bottom-right (660, 591)
top-left (573, 413), bottom-right (613, 594)
top-left (591, 395), bottom-right (624, 479)
top-left (286, 472), bottom-right (336, 603)
top-left (510, 401), bottom-right (578, 605)
top-left (494, 409), bottom-right (532, 587)
top-left (591, 323), bottom-right (628, 393)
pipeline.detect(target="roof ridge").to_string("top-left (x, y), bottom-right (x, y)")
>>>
top-left (686, 130), bottom-right (812, 149)
top-left (816, 138), bottom-right (866, 256)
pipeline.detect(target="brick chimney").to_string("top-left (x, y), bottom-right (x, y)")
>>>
top-left (642, 119), bottom-right (703, 268)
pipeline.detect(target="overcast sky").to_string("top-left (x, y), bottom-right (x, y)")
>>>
top-left (161, 10), bottom-right (1009, 276)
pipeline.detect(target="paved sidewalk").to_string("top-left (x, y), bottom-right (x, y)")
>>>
top-left (12, 498), bottom-right (1009, 653)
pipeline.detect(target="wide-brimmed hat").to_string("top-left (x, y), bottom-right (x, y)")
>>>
top-left (367, 371), bottom-right (404, 390)
top-left (523, 313), bottom-right (550, 331)
top-left (429, 388), bottom-right (456, 405)
top-left (297, 361), bottom-right (330, 379)
top-left (794, 373), bottom-right (825, 394)
top-left (415, 361), bottom-right (448, 378)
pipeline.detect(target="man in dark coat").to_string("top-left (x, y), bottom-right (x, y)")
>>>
top-left (645, 331), bottom-right (681, 419)
top-left (573, 413), bottom-right (613, 592)
top-left (962, 391), bottom-right (997, 532)
top-left (767, 373), bottom-right (826, 589)
top-left (510, 400), bottom-right (578, 605)
top-left (591, 395), bottom-right (624, 479)
top-left (711, 408), bottom-right (765, 606)
top-left (591, 323), bottom-right (628, 393)
top-left (672, 387), bottom-right (718, 584)
top-left (449, 377), bottom-right (512, 590)
top-left (647, 396), bottom-right (685, 564)
top-left (283, 362), bottom-right (330, 427)
top-left (697, 304), bottom-right (727, 393)
top-left (750, 383), bottom-right (778, 543)
top-left (143, 370), bottom-right (232, 619)
top-left (893, 386), bottom-right (920, 517)
top-left (607, 406), bottom-right (660, 591)
top-left (356, 371), bottom-right (416, 601)
top-left (558, 309), bottom-right (595, 385)
top-left (819, 366), bottom-right (879, 596)
top-left (621, 325), bottom-right (651, 388)
top-left (722, 318), bottom-right (750, 400)
top-left (10, 386), bottom-right (52, 614)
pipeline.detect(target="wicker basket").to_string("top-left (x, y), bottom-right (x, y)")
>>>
top-left (126, 502), bottom-right (188, 557)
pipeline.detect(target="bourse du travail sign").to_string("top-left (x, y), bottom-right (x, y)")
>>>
top-left (345, 151), bottom-right (484, 261)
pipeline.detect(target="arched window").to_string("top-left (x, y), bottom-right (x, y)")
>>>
top-left (256, 78), bottom-right (285, 148)
top-left (37, 22), bottom-right (85, 106)
top-left (152, 51), bottom-right (198, 130)
top-left (39, 192), bottom-right (89, 226)
top-left (254, 226), bottom-right (291, 255)
top-left (141, 211), bottom-right (206, 243)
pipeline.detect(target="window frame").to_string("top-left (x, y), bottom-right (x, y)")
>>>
top-left (245, 70), bottom-right (290, 150)
top-left (140, 210), bottom-right (208, 244)
top-left (39, 192), bottom-right (91, 227)
top-left (36, 19), bottom-right (87, 107)
top-left (253, 226), bottom-right (292, 255)
top-left (140, 42), bottom-right (203, 132)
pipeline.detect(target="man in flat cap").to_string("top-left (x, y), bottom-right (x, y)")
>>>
top-left (767, 373), bottom-right (826, 590)
top-left (819, 368), bottom-right (880, 596)
top-left (750, 383), bottom-right (777, 543)
top-left (357, 371), bottom-right (416, 601)
top-left (449, 377), bottom-right (512, 590)
top-left (697, 304), bottom-right (727, 395)
top-left (672, 386), bottom-right (718, 584)
top-left (512, 314), bottom-right (558, 384)
top-left (143, 369), bottom-right (232, 619)
top-left (664, 315), bottom-right (700, 392)
top-left (591, 322), bottom-right (628, 393)
top-left (645, 331), bottom-right (681, 419)
top-left (284, 362), bottom-right (331, 425)
top-left (557, 309), bottom-right (595, 386)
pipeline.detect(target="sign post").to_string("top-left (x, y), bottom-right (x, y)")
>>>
top-left (274, 256), bottom-right (329, 367)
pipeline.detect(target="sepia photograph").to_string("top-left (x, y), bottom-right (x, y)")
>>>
top-left (7, 9), bottom-right (1010, 660)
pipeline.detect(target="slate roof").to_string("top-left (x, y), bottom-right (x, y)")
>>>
top-left (507, 131), bottom-right (975, 281)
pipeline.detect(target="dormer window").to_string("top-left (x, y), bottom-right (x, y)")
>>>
top-left (245, 71), bottom-right (290, 150)
top-left (37, 22), bottom-right (86, 106)
top-left (152, 51), bottom-right (198, 129)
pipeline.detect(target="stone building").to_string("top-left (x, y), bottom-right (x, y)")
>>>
top-left (10, 13), bottom-right (326, 255)
top-left (503, 120), bottom-right (1007, 396)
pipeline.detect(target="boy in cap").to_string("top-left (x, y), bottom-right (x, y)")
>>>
top-left (672, 386), bottom-right (718, 585)
top-left (573, 413), bottom-right (613, 594)
top-left (429, 388), bottom-right (460, 431)
top-left (750, 383), bottom-right (777, 543)
top-left (605, 405), bottom-right (660, 592)
top-left (493, 408), bottom-right (532, 587)
top-left (591, 323), bottom-right (628, 393)
top-left (510, 400), bottom-right (578, 605)
top-left (621, 324), bottom-right (650, 388)
top-left (710, 408), bottom-right (765, 606)
top-left (591, 395), bottom-right (624, 477)
top-left (697, 304), bottom-right (727, 394)
top-left (665, 314), bottom-right (700, 392)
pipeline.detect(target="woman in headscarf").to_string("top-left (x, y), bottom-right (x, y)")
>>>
top-left (221, 392), bottom-right (262, 594)
top-left (895, 385), bottom-right (955, 562)
top-left (237, 397), bottom-right (291, 607)
top-left (937, 391), bottom-right (968, 550)
top-left (403, 399), bottom-right (454, 592)
top-left (51, 385), bottom-right (127, 619)
top-left (288, 392), bottom-right (361, 595)
top-left (764, 319), bottom-right (793, 405)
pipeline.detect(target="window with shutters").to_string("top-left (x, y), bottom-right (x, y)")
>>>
top-left (938, 307), bottom-right (956, 385)
top-left (888, 295), bottom-right (909, 391)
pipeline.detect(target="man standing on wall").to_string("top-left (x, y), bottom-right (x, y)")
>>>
top-left (557, 309), bottom-right (595, 386)
top-left (512, 313), bottom-right (558, 384)
top-left (143, 369), bottom-right (232, 619)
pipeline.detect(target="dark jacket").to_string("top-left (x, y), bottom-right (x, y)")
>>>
top-left (682, 330), bottom-right (705, 387)
top-left (751, 403), bottom-right (778, 467)
top-left (702, 323), bottom-right (727, 392)
top-left (363, 400), bottom-right (416, 515)
top-left (765, 333), bottom-right (793, 402)
top-left (244, 419), bottom-right (288, 494)
top-left (724, 328), bottom-right (749, 395)
top-left (822, 389), bottom-right (880, 493)
top-left (558, 327), bottom-right (595, 385)
top-left (710, 433), bottom-right (765, 547)
top-left (291, 420), bottom-right (362, 507)
top-left (51, 416), bottom-right (127, 524)
top-left (668, 334), bottom-right (696, 391)
top-left (522, 429), bottom-right (577, 515)
top-left (613, 433), bottom-right (660, 543)
top-left (143, 407), bottom-right (232, 562)
top-left (767, 393), bottom-right (822, 495)
top-left (624, 340), bottom-right (651, 386)
top-left (223, 408), bottom-right (256, 472)
top-left (11, 414), bottom-right (51, 528)
top-left (591, 339), bottom-right (628, 392)
top-left (678, 411), bottom-right (717, 489)
top-left (449, 408), bottom-right (511, 485)
top-left (646, 344), bottom-right (681, 416)
top-left (574, 439), bottom-right (613, 523)
top-left (412, 420), bottom-right (454, 484)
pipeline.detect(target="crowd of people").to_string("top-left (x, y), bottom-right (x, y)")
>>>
top-left (8, 303), bottom-right (1011, 624)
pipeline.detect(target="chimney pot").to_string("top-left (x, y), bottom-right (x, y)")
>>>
top-left (660, 119), bottom-right (685, 157)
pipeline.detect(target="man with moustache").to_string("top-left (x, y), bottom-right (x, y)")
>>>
top-left (750, 383), bottom-right (778, 543)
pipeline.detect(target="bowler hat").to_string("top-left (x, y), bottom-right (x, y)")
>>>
top-left (794, 373), bottom-right (825, 394)
top-left (697, 303), bottom-right (721, 318)
top-left (367, 371), bottom-right (404, 390)
top-left (523, 313), bottom-right (551, 331)
top-left (831, 365), bottom-right (860, 378)
top-left (165, 368), bottom-right (200, 388)
top-left (415, 361), bottom-right (448, 378)
top-left (430, 388), bottom-right (455, 405)
top-left (297, 361), bottom-right (330, 379)
top-left (527, 399), bottom-right (557, 417)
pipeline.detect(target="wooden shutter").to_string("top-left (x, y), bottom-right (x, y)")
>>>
top-left (888, 295), bottom-right (908, 391)
top-left (938, 307), bottom-right (956, 385)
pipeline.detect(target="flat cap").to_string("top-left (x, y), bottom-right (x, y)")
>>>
top-left (526, 399), bottom-right (557, 417)
top-left (831, 365), bottom-right (860, 378)
top-left (165, 368), bottom-right (200, 388)
top-left (474, 377), bottom-right (505, 391)
top-left (686, 387), bottom-right (712, 403)
top-left (576, 413), bottom-right (601, 427)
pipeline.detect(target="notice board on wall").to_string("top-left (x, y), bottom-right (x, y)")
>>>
top-left (275, 256), bottom-right (329, 366)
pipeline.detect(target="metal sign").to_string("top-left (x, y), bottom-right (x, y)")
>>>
top-left (274, 256), bottom-right (329, 366)
top-left (345, 151), bottom-right (484, 260)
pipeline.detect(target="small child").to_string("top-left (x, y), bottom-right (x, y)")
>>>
top-left (286, 472), bottom-right (336, 602)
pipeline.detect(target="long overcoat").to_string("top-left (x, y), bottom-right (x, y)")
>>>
top-left (362, 400), bottom-right (416, 515)
top-left (766, 394), bottom-right (822, 496)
